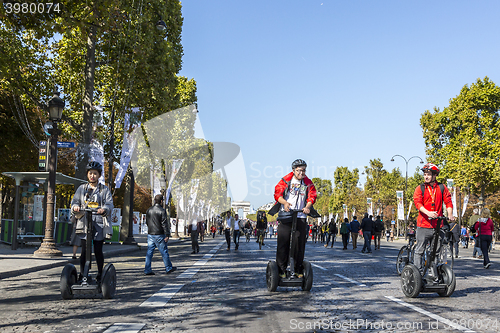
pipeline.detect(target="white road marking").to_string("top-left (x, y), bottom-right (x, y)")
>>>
top-left (385, 296), bottom-right (476, 333)
top-left (139, 284), bottom-right (184, 307)
top-left (311, 262), bottom-right (327, 271)
top-left (139, 241), bottom-right (223, 308)
top-left (334, 273), bottom-right (367, 287)
top-left (476, 275), bottom-right (500, 281)
top-left (103, 323), bottom-right (146, 333)
top-left (177, 241), bottom-right (224, 279)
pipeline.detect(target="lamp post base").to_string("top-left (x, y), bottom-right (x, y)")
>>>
top-left (34, 241), bottom-right (63, 257)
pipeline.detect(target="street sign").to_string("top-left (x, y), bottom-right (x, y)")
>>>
top-left (57, 141), bottom-right (75, 148)
top-left (38, 141), bottom-right (47, 171)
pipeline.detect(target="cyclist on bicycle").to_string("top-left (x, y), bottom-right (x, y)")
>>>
top-left (413, 163), bottom-right (454, 274)
top-left (256, 211), bottom-right (267, 245)
top-left (268, 159), bottom-right (318, 278)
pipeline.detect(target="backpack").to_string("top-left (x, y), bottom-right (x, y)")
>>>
top-left (420, 183), bottom-right (445, 204)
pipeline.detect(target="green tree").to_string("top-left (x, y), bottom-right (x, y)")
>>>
top-left (421, 77), bottom-right (500, 204)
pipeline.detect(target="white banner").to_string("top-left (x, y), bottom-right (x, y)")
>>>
top-left (462, 194), bottom-right (469, 217)
top-left (335, 213), bottom-right (338, 223)
top-left (115, 112), bottom-right (141, 188)
top-left (152, 170), bottom-right (161, 198)
top-left (166, 159), bottom-right (184, 202)
top-left (329, 212), bottom-right (333, 220)
top-left (367, 198), bottom-right (373, 216)
top-left (188, 179), bottom-right (200, 210)
top-left (452, 187), bottom-right (458, 217)
top-left (397, 191), bottom-right (404, 220)
top-left (407, 201), bottom-right (412, 221)
top-left (343, 204), bottom-right (348, 219)
top-left (352, 207), bottom-right (356, 217)
top-left (89, 139), bottom-right (105, 185)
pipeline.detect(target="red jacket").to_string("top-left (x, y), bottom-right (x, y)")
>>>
top-left (413, 182), bottom-right (453, 228)
top-left (474, 218), bottom-right (494, 236)
top-left (273, 172), bottom-right (317, 206)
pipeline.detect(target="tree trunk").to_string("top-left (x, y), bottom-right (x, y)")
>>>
top-left (76, 25), bottom-right (97, 180)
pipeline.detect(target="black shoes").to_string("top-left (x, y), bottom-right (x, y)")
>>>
top-left (166, 267), bottom-right (177, 274)
top-left (144, 272), bottom-right (155, 276)
top-left (191, 251), bottom-right (196, 254)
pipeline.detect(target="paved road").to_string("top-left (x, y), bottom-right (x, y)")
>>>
top-left (0, 235), bottom-right (499, 332)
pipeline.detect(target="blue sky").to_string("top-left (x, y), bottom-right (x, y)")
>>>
top-left (179, 0), bottom-right (500, 209)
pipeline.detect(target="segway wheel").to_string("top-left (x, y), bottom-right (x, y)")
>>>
top-left (401, 264), bottom-right (422, 298)
top-left (266, 260), bottom-right (279, 292)
top-left (302, 260), bottom-right (313, 291)
top-left (396, 246), bottom-right (409, 276)
top-left (101, 263), bottom-right (117, 299)
top-left (60, 264), bottom-right (77, 300)
top-left (437, 264), bottom-right (456, 297)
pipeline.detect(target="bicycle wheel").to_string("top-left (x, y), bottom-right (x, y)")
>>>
top-left (396, 246), bottom-right (409, 275)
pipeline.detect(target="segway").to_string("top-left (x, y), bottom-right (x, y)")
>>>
top-left (60, 207), bottom-right (116, 299)
top-left (267, 209), bottom-right (313, 292)
top-left (401, 216), bottom-right (455, 298)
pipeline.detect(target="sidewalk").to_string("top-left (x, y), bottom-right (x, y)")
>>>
top-left (0, 235), bottom-right (189, 280)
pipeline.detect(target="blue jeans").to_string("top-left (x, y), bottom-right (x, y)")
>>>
top-left (362, 231), bottom-right (372, 252)
top-left (145, 234), bottom-right (172, 273)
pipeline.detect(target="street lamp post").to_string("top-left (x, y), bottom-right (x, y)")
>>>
top-left (34, 91), bottom-right (65, 257)
top-left (391, 155), bottom-right (424, 239)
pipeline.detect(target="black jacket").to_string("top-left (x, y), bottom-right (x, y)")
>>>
top-left (360, 217), bottom-right (375, 233)
top-left (328, 221), bottom-right (337, 234)
top-left (146, 203), bottom-right (170, 237)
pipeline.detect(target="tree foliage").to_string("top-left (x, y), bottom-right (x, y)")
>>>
top-left (421, 77), bottom-right (500, 198)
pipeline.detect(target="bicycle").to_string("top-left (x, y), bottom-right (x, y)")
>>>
top-left (396, 233), bottom-right (417, 275)
top-left (401, 216), bottom-right (456, 298)
top-left (244, 228), bottom-right (252, 242)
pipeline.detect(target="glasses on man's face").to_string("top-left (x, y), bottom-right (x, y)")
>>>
top-left (295, 169), bottom-right (306, 174)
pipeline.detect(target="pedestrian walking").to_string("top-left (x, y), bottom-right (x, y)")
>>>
top-left (340, 218), bottom-right (350, 250)
top-left (143, 194), bottom-right (176, 275)
top-left (460, 226), bottom-right (469, 248)
top-left (373, 215), bottom-right (384, 250)
top-left (360, 214), bottom-right (374, 253)
top-left (350, 216), bottom-right (360, 249)
top-left (188, 217), bottom-right (200, 254)
top-left (311, 223), bottom-right (318, 243)
top-left (210, 225), bottom-right (216, 238)
top-left (474, 208), bottom-right (494, 269)
top-left (448, 221), bottom-right (460, 258)
top-left (224, 213), bottom-right (234, 250)
top-left (233, 213), bottom-right (242, 250)
top-left (325, 218), bottom-right (337, 248)
top-left (386, 228), bottom-right (391, 242)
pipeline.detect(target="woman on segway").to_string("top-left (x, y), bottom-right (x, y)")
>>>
top-left (269, 159), bottom-right (317, 279)
top-left (71, 161), bottom-right (114, 282)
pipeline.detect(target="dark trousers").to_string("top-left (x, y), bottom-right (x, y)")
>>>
top-left (225, 229), bottom-right (231, 249)
top-left (362, 231), bottom-right (372, 252)
top-left (276, 218), bottom-right (307, 274)
top-left (80, 239), bottom-right (104, 277)
top-left (191, 230), bottom-right (199, 251)
top-left (326, 232), bottom-right (335, 246)
top-left (374, 232), bottom-right (382, 249)
top-left (341, 233), bottom-right (349, 249)
top-left (480, 235), bottom-right (492, 266)
top-left (233, 229), bottom-right (240, 248)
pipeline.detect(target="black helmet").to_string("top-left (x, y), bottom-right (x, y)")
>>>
top-left (291, 159), bottom-right (307, 169)
top-left (86, 161), bottom-right (103, 175)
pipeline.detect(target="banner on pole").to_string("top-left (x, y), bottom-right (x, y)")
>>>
top-left (462, 194), bottom-right (469, 217)
top-left (397, 191), bottom-right (404, 220)
top-left (452, 187), bottom-right (458, 217)
top-left (343, 204), bottom-right (348, 219)
top-left (367, 198), bottom-right (373, 216)
top-left (166, 159), bottom-right (184, 202)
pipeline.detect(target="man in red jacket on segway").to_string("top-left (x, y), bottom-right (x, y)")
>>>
top-left (269, 159), bottom-right (318, 279)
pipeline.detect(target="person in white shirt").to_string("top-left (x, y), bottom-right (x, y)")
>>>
top-left (225, 213), bottom-right (234, 251)
top-left (233, 214), bottom-right (241, 250)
